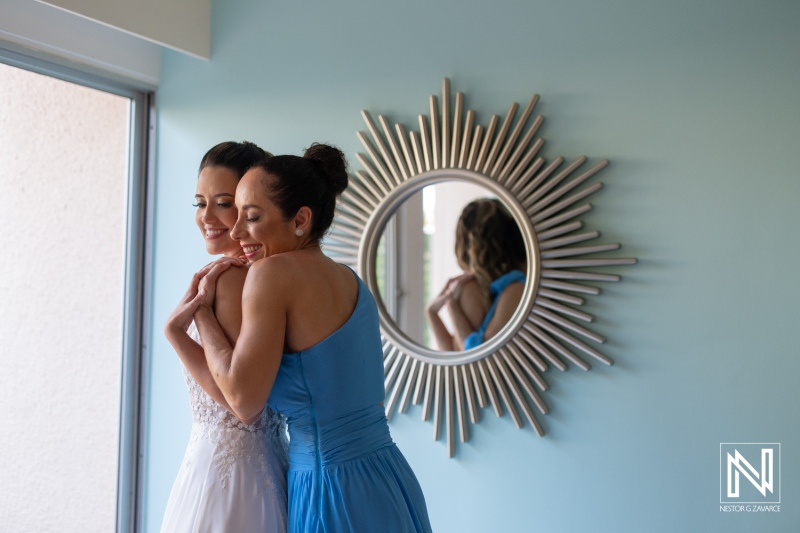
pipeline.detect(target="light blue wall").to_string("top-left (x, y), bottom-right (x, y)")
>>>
top-left (145, 1), bottom-right (800, 531)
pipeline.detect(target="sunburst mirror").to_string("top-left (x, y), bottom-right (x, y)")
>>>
top-left (325, 79), bottom-right (636, 457)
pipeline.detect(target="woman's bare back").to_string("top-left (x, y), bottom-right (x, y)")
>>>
top-left (263, 249), bottom-right (358, 354)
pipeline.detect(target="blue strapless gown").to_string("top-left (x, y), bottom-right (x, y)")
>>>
top-left (268, 271), bottom-right (432, 533)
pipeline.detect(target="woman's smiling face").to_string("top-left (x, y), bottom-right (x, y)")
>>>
top-left (231, 167), bottom-right (299, 262)
top-left (195, 165), bottom-right (242, 257)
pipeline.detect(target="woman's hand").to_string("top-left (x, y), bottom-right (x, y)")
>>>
top-left (164, 257), bottom-right (245, 335)
top-left (427, 273), bottom-right (474, 314)
top-left (197, 256), bottom-right (246, 307)
top-left (165, 269), bottom-right (210, 335)
top-left (448, 273), bottom-right (475, 302)
top-left (202, 255), bottom-right (247, 270)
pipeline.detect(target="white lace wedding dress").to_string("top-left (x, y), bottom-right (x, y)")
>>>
top-left (160, 325), bottom-right (289, 533)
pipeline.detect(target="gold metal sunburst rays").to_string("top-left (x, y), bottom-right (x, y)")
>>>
top-left (324, 79), bottom-right (636, 457)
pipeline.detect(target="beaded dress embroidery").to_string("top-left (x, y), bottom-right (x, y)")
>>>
top-left (184, 322), bottom-right (288, 488)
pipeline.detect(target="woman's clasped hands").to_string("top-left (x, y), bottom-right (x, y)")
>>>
top-left (166, 256), bottom-right (247, 334)
top-left (426, 273), bottom-right (475, 314)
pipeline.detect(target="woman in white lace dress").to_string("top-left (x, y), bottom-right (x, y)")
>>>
top-left (162, 141), bottom-right (288, 532)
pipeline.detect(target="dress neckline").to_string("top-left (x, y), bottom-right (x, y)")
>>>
top-left (283, 266), bottom-right (362, 356)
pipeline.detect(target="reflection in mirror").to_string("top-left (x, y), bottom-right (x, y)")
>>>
top-left (375, 181), bottom-right (527, 351)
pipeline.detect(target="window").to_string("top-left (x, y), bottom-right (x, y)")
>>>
top-left (0, 50), bottom-right (151, 532)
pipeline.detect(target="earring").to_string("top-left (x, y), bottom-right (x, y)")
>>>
top-left (295, 228), bottom-right (304, 237)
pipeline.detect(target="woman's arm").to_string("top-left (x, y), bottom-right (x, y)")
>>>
top-left (164, 265), bottom-right (247, 416)
top-left (214, 266), bottom-right (245, 346)
top-left (194, 258), bottom-right (288, 422)
top-left (445, 300), bottom-right (475, 351)
top-left (481, 281), bottom-right (524, 342)
top-left (446, 279), bottom-right (487, 350)
top-left (426, 306), bottom-right (455, 351)
top-left (426, 279), bottom-right (458, 351)
top-left (425, 275), bottom-right (483, 351)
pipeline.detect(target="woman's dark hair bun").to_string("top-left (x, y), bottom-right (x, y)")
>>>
top-left (303, 143), bottom-right (348, 195)
top-left (258, 143), bottom-right (349, 242)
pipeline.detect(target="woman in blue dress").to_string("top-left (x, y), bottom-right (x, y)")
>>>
top-left (184, 143), bottom-right (432, 532)
top-left (426, 198), bottom-right (527, 351)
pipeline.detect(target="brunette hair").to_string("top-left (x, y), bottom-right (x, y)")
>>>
top-left (198, 141), bottom-right (271, 178)
top-left (455, 198), bottom-right (526, 300)
top-left (253, 143), bottom-right (348, 242)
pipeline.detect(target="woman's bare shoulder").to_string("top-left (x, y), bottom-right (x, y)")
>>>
top-left (460, 278), bottom-right (487, 310)
top-left (250, 250), bottom-right (343, 279)
top-left (248, 253), bottom-right (297, 277)
top-left (460, 278), bottom-right (482, 298)
top-left (216, 263), bottom-right (247, 294)
top-left (244, 254), bottom-right (301, 296)
top-left (496, 279), bottom-right (524, 306)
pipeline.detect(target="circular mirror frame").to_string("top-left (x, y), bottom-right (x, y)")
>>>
top-left (326, 79), bottom-right (636, 456)
top-left (359, 168), bottom-right (541, 367)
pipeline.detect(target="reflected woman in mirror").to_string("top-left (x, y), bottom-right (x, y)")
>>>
top-left (176, 144), bottom-right (432, 533)
top-left (427, 198), bottom-right (527, 351)
top-left (162, 141), bottom-right (289, 532)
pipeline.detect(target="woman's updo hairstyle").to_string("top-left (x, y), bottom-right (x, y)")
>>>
top-left (198, 140), bottom-right (271, 178)
top-left (258, 143), bottom-right (349, 242)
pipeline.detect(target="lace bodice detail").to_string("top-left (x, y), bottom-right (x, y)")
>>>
top-left (182, 364), bottom-right (286, 440)
top-left (182, 323), bottom-right (289, 487)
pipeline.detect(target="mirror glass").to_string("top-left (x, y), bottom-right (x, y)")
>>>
top-left (375, 180), bottom-right (528, 351)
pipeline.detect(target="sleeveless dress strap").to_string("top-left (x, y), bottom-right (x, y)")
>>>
top-left (463, 270), bottom-right (526, 350)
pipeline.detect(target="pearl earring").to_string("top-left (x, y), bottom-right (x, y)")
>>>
top-left (295, 228), bottom-right (304, 237)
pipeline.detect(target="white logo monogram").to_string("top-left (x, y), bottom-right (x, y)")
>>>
top-left (727, 448), bottom-right (773, 497)
top-left (720, 443), bottom-right (780, 504)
